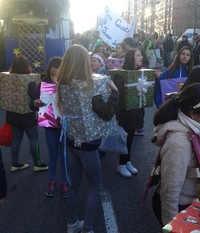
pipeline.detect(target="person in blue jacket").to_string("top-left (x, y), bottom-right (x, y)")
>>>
top-left (154, 46), bottom-right (194, 108)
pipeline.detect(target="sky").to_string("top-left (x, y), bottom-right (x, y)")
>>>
top-left (69, 0), bottom-right (129, 33)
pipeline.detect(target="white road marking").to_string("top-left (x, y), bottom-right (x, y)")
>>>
top-left (101, 190), bottom-right (119, 233)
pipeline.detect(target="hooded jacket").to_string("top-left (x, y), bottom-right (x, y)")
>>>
top-left (153, 119), bottom-right (199, 225)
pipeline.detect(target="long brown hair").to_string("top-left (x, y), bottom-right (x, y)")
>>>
top-left (168, 46), bottom-right (193, 78)
top-left (122, 49), bottom-right (141, 70)
top-left (9, 55), bottom-right (32, 74)
top-left (56, 44), bottom-right (93, 110)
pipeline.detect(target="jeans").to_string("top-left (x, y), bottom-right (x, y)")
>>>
top-left (45, 128), bottom-right (68, 183)
top-left (119, 130), bottom-right (134, 165)
top-left (11, 125), bottom-right (41, 166)
top-left (67, 147), bottom-right (102, 232)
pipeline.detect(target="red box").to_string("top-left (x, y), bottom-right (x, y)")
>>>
top-left (162, 199), bottom-right (200, 233)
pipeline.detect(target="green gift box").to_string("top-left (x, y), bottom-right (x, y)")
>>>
top-left (109, 69), bottom-right (155, 110)
top-left (0, 72), bottom-right (41, 114)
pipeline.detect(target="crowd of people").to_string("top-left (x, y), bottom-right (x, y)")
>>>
top-left (1, 29), bottom-right (200, 233)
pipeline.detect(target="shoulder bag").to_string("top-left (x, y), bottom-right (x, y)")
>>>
top-left (153, 48), bottom-right (164, 70)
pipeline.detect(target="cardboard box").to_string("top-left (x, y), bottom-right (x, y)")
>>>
top-left (60, 74), bottom-right (117, 147)
top-left (109, 69), bottom-right (155, 110)
top-left (162, 199), bottom-right (200, 233)
top-left (107, 57), bottom-right (125, 70)
top-left (160, 77), bottom-right (186, 103)
top-left (0, 72), bottom-right (41, 114)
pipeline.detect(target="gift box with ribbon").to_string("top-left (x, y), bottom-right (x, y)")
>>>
top-left (162, 199), bottom-right (200, 233)
top-left (107, 57), bottom-right (125, 70)
top-left (38, 82), bottom-right (62, 128)
top-left (160, 77), bottom-right (187, 104)
top-left (0, 72), bottom-right (41, 114)
top-left (109, 69), bottom-right (155, 110)
top-left (60, 74), bottom-right (117, 147)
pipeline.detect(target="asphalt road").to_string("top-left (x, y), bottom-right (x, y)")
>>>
top-left (0, 106), bottom-right (161, 233)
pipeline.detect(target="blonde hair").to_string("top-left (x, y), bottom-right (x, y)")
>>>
top-left (57, 44), bottom-right (93, 110)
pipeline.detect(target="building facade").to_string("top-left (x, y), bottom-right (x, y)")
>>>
top-left (125, 0), bottom-right (200, 37)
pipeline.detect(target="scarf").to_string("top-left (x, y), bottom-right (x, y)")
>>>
top-left (178, 109), bottom-right (200, 135)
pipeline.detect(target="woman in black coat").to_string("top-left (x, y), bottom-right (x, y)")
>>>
top-left (113, 49), bottom-right (144, 177)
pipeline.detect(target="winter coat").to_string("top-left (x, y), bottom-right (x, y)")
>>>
top-left (153, 119), bottom-right (199, 225)
top-left (146, 45), bottom-right (164, 68)
top-left (94, 66), bottom-right (109, 75)
top-left (163, 38), bottom-right (174, 52)
top-left (177, 40), bottom-right (191, 52)
top-left (193, 42), bottom-right (200, 66)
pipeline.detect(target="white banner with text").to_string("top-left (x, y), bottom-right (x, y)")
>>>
top-left (97, 6), bottom-right (136, 47)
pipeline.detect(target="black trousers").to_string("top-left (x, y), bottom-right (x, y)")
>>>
top-left (119, 130), bottom-right (134, 165)
top-left (0, 149), bottom-right (7, 198)
top-left (152, 191), bottom-right (190, 228)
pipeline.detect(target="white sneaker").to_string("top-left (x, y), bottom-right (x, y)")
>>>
top-left (68, 219), bottom-right (83, 233)
top-left (126, 161), bottom-right (138, 175)
top-left (116, 165), bottom-right (132, 177)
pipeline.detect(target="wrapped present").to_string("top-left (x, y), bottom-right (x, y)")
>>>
top-left (162, 199), bottom-right (200, 233)
top-left (38, 82), bottom-right (62, 128)
top-left (60, 74), bottom-right (117, 147)
top-left (107, 57), bottom-right (125, 70)
top-left (160, 77), bottom-right (187, 103)
top-left (0, 72), bottom-right (41, 114)
top-left (109, 69), bottom-right (155, 110)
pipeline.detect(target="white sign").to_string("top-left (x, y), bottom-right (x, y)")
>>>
top-left (97, 6), bottom-right (136, 48)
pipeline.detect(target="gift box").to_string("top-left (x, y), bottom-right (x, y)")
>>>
top-left (60, 74), bottom-right (117, 147)
top-left (162, 199), bottom-right (200, 233)
top-left (0, 72), bottom-right (41, 114)
top-left (107, 57), bottom-right (125, 70)
top-left (38, 82), bottom-right (62, 128)
top-left (160, 77), bottom-right (186, 103)
top-left (109, 69), bottom-right (155, 110)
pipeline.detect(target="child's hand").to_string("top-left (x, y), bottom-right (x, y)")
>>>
top-left (107, 80), bottom-right (118, 91)
top-left (154, 68), bottom-right (161, 78)
top-left (34, 99), bottom-right (46, 108)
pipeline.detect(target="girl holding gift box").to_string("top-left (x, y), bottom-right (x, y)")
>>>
top-left (29, 57), bottom-right (69, 198)
top-left (154, 46), bottom-right (194, 108)
top-left (56, 44), bottom-right (119, 233)
top-left (113, 48), bottom-right (144, 178)
top-left (6, 55), bottom-right (48, 172)
top-left (107, 43), bottom-right (125, 70)
top-left (152, 83), bottom-right (200, 227)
